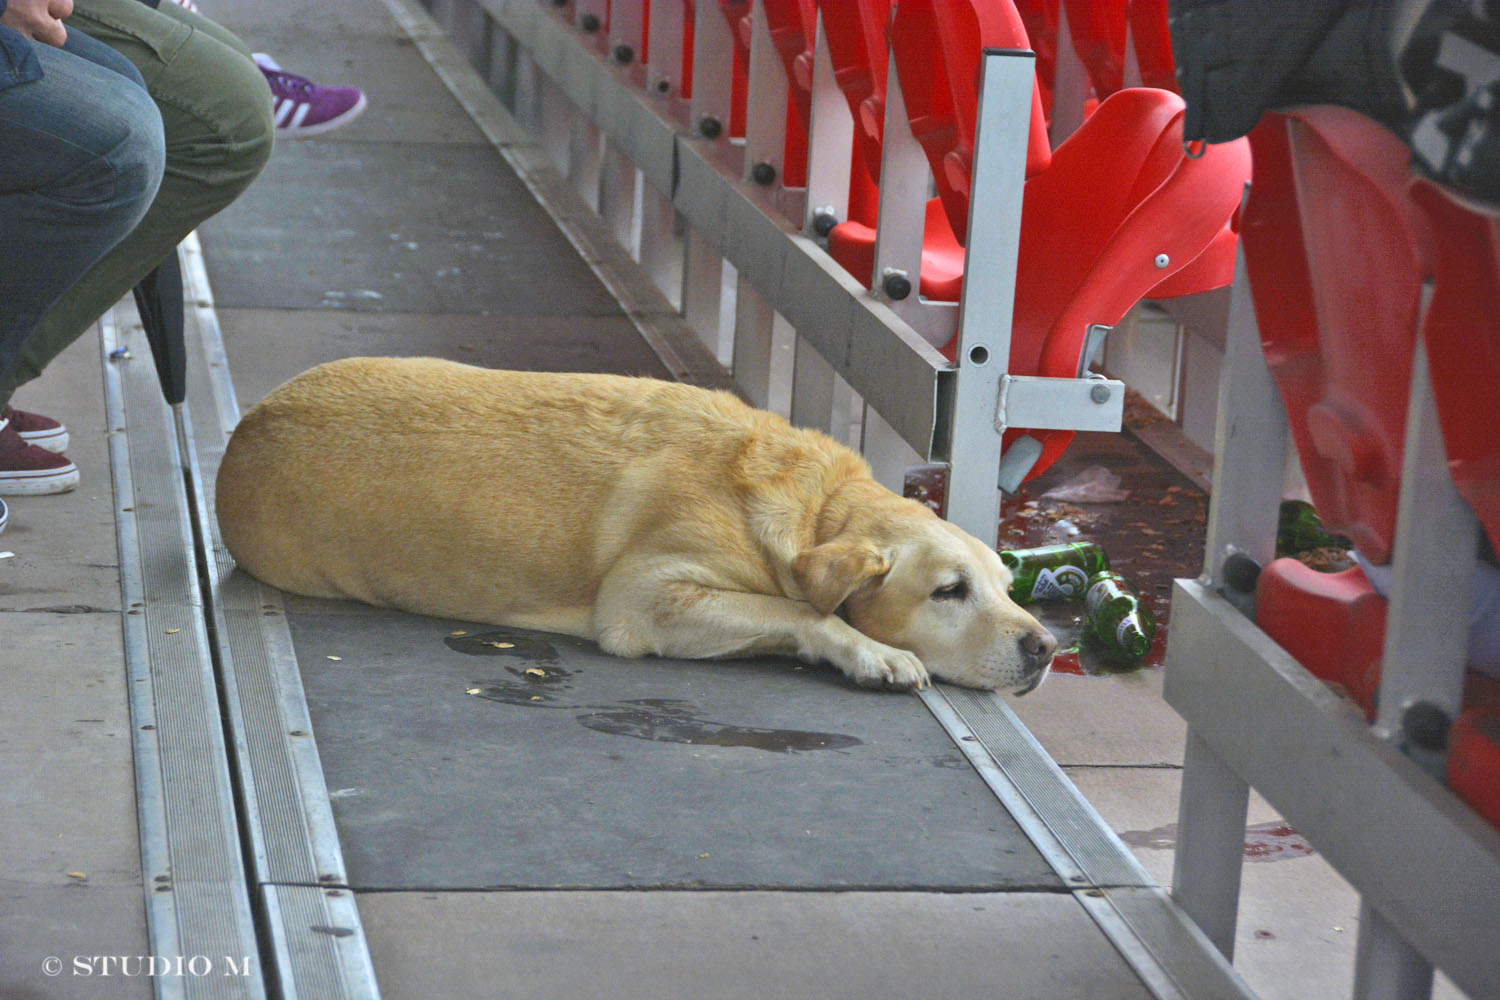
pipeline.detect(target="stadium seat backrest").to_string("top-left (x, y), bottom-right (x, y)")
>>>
top-left (890, 0), bottom-right (1052, 244)
top-left (1409, 179), bottom-right (1500, 559)
top-left (1243, 108), bottom-right (1435, 564)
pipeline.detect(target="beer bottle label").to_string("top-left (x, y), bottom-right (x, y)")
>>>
top-left (1085, 577), bottom-right (1112, 614)
top-left (1118, 613), bottom-right (1143, 649)
top-left (1033, 565), bottom-right (1088, 601)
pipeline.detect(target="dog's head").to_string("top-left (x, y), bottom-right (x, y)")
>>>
top-left (793, 504), bottom-right (1056, 694)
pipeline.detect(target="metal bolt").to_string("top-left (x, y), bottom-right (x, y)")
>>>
top-left (579, 13), bottom-right (600, 32)
top-left (698, 115), bottom-right (723, 139)
top-left (811, 212), bottom-right (838, 237)
top-left (1222, 552), bottom-right (1261, 594)
top-left (654, 77), bottom-right (672, 95)
top-left (613, 44), bottom-right (634, 64)
top-left (1089, 383), bottom-right (1112, 404)
top-left (750, 161), bottom-right (777, 186)
top-left (1153, 253), bottom-right (1170, 269)
top-left (1402, 701), bottom-right (1451, 752)
top-left (881, 269), bottom-right (912, 301)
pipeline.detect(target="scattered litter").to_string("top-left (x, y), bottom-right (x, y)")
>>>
top-left (0, 552), bottom-right (13, 560)
top-left (482, 640), bottom-right (515, 649)
top-left (1053, 518), bottom-right (1082, 536)
top-left (1041, 465), bottom-right (1130, 503)
top-left (66, 871), bottom-right (87, 881)
top-left (450, 630), bottom-right (468, 637)
top-left (327, 655), bottom-right (342, 661)
top-left (530, 696), bottom-right (543, 702)
top-left (524, 667), bottom-right (547, 678)
top-left (164, 628), bottom-right (181, 635)
top-left (466, 687), bottom-right (482, 695)
top-left (698, 853), bottom-right (710, 859)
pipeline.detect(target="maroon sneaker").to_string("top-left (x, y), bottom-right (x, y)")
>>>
top-left (0, 416), bottom-right (78, 495)
top-left (1, 405), bottom-right (68, 453)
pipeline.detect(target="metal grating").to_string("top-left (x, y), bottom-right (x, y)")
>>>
top-left (923, 685), bottom-right (1256, 1000)
top-left (179, 234), bottom-right (382, 998)
top-left (101, 309), bottom-right (266, 1000)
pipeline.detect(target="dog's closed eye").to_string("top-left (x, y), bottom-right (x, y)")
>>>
top-left (931, 579), bottom-right (969, 601)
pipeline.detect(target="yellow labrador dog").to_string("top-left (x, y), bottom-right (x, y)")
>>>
top-left (216, 357), bottom-right (1056, 693)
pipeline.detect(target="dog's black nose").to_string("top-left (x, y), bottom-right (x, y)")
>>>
top-left (1020, 629), bottom-right (1057, 666)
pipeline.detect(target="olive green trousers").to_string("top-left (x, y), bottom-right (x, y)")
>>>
top-left (0, 0), bottom-right (273, 406)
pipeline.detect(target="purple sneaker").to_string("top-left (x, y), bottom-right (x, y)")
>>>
top-left (255, 54), bottom-right (367, 139)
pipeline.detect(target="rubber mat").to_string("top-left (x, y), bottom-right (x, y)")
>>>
top-left (282, 595), bottom-right (1063, 891)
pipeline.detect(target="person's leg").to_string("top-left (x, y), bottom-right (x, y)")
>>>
top-left (0, 0), bottom-right (274, 407)
top-left (0, 33), bottom-right (166, 495)
top-left (0, 34), bottom-right (165, 381)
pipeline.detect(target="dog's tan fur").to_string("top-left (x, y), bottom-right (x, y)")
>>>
top-left (215, 357), bottom-right (1055, 692)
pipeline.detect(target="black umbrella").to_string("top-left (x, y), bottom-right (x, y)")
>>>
top-left (130, 251), bottom-right (187, 406)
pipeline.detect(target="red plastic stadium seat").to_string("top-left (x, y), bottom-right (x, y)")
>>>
top-left (1256, 559), bottom-right (1386, 719)
top-left (1409, 179), bottom-right (1500, 559)
top-left (831, 0), bottom-right (1248, 482)
top-left (1243, 108), bottom-right (1435, 566)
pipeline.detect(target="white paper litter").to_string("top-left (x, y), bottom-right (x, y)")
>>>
top-left (1041, 465), bottom-right (1130, 503)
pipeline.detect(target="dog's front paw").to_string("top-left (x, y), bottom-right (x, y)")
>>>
top-left (845, 642), bottom-right (930, 691)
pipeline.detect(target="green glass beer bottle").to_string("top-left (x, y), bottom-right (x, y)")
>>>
top-left (1276, 499), bottom-right (1352, 556)
top-left (1083, 570), bottom-right (1157, 660)
top-left (1000, 542), bottom-right (1109, 603)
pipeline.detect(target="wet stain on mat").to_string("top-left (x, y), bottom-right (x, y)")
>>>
top-left (444, 629), bottom-right (560, 664)
top-left (466, 664), bottom-right (575, 708)
top-left (576, 698), bottom-right (863, 753)
top-left (447, 629), bottom-right (861, 753)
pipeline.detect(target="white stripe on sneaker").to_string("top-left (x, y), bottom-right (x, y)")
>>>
top-left (273, 99), bottom-right (297, 127)
top-left (288, 102), bottom-right (312, 129)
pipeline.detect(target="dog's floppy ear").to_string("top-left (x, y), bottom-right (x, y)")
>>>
top-left (792, 540), bottom-right (891, 616)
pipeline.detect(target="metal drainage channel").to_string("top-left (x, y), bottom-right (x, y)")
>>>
top-left (389, 1), bottom-right (1258, 997)
top-left (102, 234), bottom-right (381, 1000)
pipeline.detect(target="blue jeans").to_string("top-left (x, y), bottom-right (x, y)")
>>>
top-left (0, 28), bottom-right (166, 382)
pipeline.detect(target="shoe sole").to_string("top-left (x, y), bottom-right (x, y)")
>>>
top-left (0, 463), bottom-right (80, 496)
top-left (18, 427), bottom-right (68, 454)
top-left (277, 92), bottom-right (368, 139)
top-left (0, 498), bottom-right (7, 535)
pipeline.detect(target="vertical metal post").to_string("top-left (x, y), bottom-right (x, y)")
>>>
top-left (1354, 903), bottom-right (1435, 1000)
top-left (733, 277), bottom-right (776, 409)
top-left (1375, 339), bottom-right (1477, 744)
top-left (607, 1), bottom-right (644, 67)
top-left (646, 0), bottom-right (686, 100)
top-left (1200, 241), bottom-right (1287, 603)
top-left (638, 186), bottom-right (685, 308)
top-left (790, 336), bottom-right (837, 432)
top-left (863, 403), bottom-right (923, 494)
top-left (682, 234), bottom-right (728, 363)
top-left (744, 0), bottom-right (789, 185)
top-left (598, 143), bottom-right (638, 251)
top-left (1171, 731), bottom-right (1250, 959)
top-left (1049, 0), bottom-right (1088, 143)
top-left (1169, 238), bottom-right (1270, 958)
top-left (802, 11), bottom-right (853, 233)
top-left (945, 49), bottom-right (1034, 543)
top-left (689, 0), bottom-right (734, 136)
top-left (574, 0), bottom-right (608, 34)
top-left (870, 51), bottom-right (928, 288)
